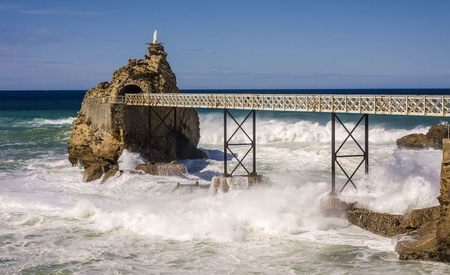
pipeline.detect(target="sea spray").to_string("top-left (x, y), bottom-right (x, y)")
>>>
top-left (118, 149), bottom-right (146, 171)
top-left (199, 113), bottom-right (429, 145)
top-left (1, 105), bottom-right (449, 272)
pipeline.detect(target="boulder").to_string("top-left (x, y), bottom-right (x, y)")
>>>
top-left (68, 41), bottom-right (206, 182)
top-left (397, 124), bottom-right (448, 149)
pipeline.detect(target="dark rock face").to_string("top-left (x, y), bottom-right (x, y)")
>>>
top-left (397, 125), bottom-right (449, 149)
top-left (68, 43), bottom-right (206, 181)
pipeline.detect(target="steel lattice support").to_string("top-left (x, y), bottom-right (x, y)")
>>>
top-left (148, 107), bottom-right (178, 157)
top-left (331, 113), bottom-right (369, 193)
top-left (223, 109), bottom-right (257, 177)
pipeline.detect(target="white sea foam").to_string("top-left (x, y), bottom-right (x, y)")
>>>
top-left (0, 114), bottom-right (448, 273)
top-left (118, 149), bottom-right (146, 170)
top-left (198, 113), bottom-right (428, 145)
top-left (27, 117), bottom-right (75, 126)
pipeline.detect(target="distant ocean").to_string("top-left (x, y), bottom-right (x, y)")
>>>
top-left (1, 89), bottom-right (450, 273)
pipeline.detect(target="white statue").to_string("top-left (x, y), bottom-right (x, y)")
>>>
top-left (152, 30), bottom-right (158, 44)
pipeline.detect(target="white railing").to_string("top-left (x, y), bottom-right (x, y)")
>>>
top-left (88, 93), bottom-right (450, 117)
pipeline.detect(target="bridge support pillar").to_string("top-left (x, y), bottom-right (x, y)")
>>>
top-left (223, 109), bottom-right (257, 177)
top-left (148, 107), bottom-right (178, 158)
top-left (331, 113), bottom-right (369, 193)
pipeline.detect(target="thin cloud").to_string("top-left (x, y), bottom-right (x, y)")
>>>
top-left (18, 9), bottom-right (101, 16)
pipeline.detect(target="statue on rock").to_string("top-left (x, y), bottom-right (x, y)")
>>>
top-left (153, 29), bottom-right (158, 44)
top-left (68, 31), bottom-right (206, 182)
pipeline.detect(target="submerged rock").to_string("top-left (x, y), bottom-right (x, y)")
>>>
top-left (397, 124), bottom-right (449, 149)
top-left (68, 41), bottom-right (206, 182)
top-left (135, 163), bottom-right (187, 176)
top-left (100, 167), bottom-right (121, 184)
top-left (211, 175), bottom-right (267, 192)
top-left (82, 163), bottom-right (105, 182)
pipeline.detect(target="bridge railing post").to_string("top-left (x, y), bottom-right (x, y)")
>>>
top-left (365, 114), bottom-right (369, 174)
top-left (331, 113), bottom-right (336, 194)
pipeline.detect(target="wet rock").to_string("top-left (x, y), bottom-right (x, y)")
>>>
top-left (135, 163), bottom-right (187, 176)
top-left (396, 222), bottom-right (439, 261)
top-left (348, 139), bottom-right (450, 262)
top-left (347, 208), bottom-right (404, 237)
top-left (395, 139), bottom-right (450, 262)
top-left (397, 124), bottom-right (449, 149)
top-left (100, 166), bottom-right (121, 184)
top-left (82, 163), bottom-right (104, 182)
top-left (68, 41), bottom-right (205, 181)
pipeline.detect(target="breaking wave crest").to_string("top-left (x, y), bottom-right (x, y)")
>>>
top-left (27, 117), bottom-right (75, 126)
top-left (199, 113), bottom-right (428, 145)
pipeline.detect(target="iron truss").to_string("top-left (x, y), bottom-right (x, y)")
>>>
top-left (99, 93), bottom-right (450, 117)
top-left (331, 113), bottom-right (369, 193)
top-left (223, 109), bottom-right (257, 177)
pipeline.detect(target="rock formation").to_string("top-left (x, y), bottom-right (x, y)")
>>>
top-left (345, 139), bottom-right (450, 262)
top-left (397, 124), bottom-right (449, 149)
top-left (68, 42), bottom-right (206, 182)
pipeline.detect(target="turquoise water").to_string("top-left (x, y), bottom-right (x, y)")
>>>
top-left (1, 90), bottom-right (450, 273)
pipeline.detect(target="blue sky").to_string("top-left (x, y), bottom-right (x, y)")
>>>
top-left (1, 0), bottom-right (450, 90)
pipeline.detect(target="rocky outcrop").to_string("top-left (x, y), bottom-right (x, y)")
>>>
top-left (68, 42), bottom-right (206, 181)
top-left (347, 206), bottom-right (439, 237)
top-left (397, 124), bottom-right (448, 149)
top-left (345, 139), bottom-right (450, 262)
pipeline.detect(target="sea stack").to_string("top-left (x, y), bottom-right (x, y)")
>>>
top-left (68, 32), bottom-right (206, 182)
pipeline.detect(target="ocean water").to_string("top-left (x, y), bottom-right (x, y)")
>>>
top-left (1, 90), bottom-right (450, 274)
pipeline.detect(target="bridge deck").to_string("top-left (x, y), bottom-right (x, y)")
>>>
top-left (90, 93), bottom-right (450, 117)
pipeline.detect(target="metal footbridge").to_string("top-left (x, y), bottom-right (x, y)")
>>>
top-left (91, 93), bottom-right (450, 193)
top-left (102, 93), bottom-right (450, 117)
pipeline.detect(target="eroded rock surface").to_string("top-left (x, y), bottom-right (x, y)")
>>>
top-left (347, 206), bottom-right (439, 237)
top-left (397, 124), bottom-right (448, 149)
top-left (68, 43), bottom-right (205, 181)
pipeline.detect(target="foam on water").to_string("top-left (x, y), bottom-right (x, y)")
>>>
top-left (118, 149), bottom-right (146, 171)
top-left (28, 117), bottom-right (76, 126)
top-left (0, 112), bottom-right (449, 273)
top-left (199, 113), bottom-right (429, 145)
